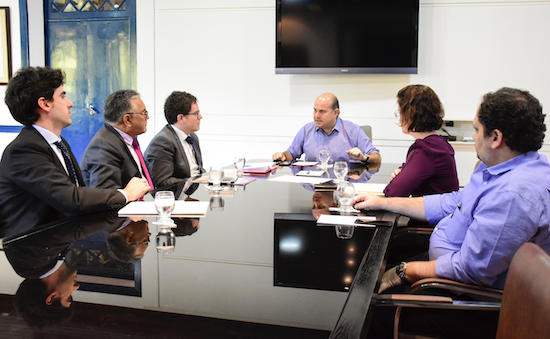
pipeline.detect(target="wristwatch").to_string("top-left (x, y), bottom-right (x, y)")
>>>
top-left (362, 153), bottom-right (370, 164)
top-left (396, 262), bottom-right (409, 284)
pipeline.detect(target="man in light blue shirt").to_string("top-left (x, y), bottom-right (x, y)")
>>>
top-left (354, 87), bottom-right (550, 291)
top-left (272, 93), bottom-right (381, 164)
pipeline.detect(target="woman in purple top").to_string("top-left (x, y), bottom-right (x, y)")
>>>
top-left (384, 85), bottom-right (459, 198)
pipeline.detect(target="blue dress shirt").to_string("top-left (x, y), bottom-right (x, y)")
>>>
top-left (286, 118), bottom-right (379, 162)
top-left (425, 151), bottom-right (550, 289)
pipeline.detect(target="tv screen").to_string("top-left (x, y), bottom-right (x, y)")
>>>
top-left (276, 0), bottom-right (420, 74)
top-left (274, 213), bottom-right (376, 292)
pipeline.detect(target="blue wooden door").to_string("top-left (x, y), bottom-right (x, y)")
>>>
top-left (45, 0), bottom-right (136, 163)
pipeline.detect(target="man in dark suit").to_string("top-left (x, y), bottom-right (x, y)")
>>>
top-left (81, 90), bottom-right (155, 190)
top-left (144, 91), bottom-right (204, 188)
top-left (0, 67), bottom-right (150, 239)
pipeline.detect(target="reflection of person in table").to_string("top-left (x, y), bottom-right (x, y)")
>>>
top-left (312, 190), bottom-right (338, 219)
top-left (272, 93), bottom-right (381, 163)
top-left (107, 218), bottom-right (151, 263)
top-left (384, 85), bottom-right (458, 198)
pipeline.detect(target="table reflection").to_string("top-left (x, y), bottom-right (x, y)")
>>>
top-left (1, 162), bottom-right (398, 334)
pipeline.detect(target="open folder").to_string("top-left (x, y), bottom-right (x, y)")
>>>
top-left (118, 201), bottom-right (209, 217)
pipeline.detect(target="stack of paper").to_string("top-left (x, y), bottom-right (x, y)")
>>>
top-left (317, 214), bottom-right (376, 227)
top-left (118, 201), bottom-right (209, 217)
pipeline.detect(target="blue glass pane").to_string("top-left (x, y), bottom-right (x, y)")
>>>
top-left (48, 20), bottom-right (131, 162)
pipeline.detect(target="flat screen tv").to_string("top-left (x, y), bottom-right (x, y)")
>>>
top-left (276, 0), bottom-right (420, 74)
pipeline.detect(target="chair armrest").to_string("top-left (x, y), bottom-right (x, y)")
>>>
top-left (411, 278), bottom-right (504, 300)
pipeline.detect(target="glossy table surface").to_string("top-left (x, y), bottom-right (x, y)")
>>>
top-left (1, 161), bottom-right (399, 336)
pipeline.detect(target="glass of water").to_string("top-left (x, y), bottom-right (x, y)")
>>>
top-left (334, 161), bottom-right (348, 182)
top-left (335, 181), bottom-right (355, 213)
top-left (156, 227), bottom-right (176, 254)
top-left (335, 225), bottom-right (355, 239)
top-left (154, 191), bottom-right (176, 226)
top-left (233, 155), bottom-right (246, 177)
top-left (319, 146), bottom-right (330, 167)
top-left (209, 166), bottom-right (224, 186)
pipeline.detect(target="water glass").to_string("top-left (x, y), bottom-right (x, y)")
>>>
top-left (210, 195), bottom-right (225, 211)
top-left (319, 147), bottom-right (330, 166)
top-left (209, 166), bottom-right (224, 186)
top-left (335, 225), bottom-right (355, 239)
top-left (335, 181), bottom-right (355, 212)
top-left (156, 227), bottom-right (176, 254)
top-left (234, 155), bottom-right (246, 177)
top-left (154, 191), bottom-right (176, 226)
top-left (334, 161), bottom-right (348, 181)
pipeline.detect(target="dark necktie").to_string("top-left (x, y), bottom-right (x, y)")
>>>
top-left (54, 140), bottom-right (78, 185)
top-left (132, 138), bottom-right (154, 190)
top-left (185, 136), bottom-right (203, 172)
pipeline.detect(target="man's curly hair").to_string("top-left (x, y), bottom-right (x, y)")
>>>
top-left (478, 87), bottom-right (545, 153)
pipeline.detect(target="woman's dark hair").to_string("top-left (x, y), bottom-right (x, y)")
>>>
top-left (478, 87), bottom-right (545, 153)
top-left (397, 84), bottom-right (444, 132)
top-left (4, 66), bottom-right (65, 126)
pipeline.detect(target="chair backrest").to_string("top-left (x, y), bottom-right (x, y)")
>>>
top-left (496, 242), bottom-right (550, 338)
top-left (361, 125), bottom-right (372, 141)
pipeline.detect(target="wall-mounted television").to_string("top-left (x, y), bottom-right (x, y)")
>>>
top-left (276, 0), bottom-right (420, 74)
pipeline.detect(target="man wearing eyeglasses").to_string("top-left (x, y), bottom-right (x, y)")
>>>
top-left (81, 90), bottom-right (154, 192)
top-left (144, 91), bottom-right (204, 188)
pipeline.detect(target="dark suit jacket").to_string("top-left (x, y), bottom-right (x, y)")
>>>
top-left (3, 212), bottom-right (125, 279)
top-left (144, 124), bottom-right (203, 188)
top-left (0, 126), bottom-right (126, 238)
top-left (81, 124), bottom-right (146, 189)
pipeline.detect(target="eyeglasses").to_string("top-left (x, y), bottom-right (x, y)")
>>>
top-left (126, 109), bottom-right (149, 117)
top-left (186, 111), bottom-right (201, 117)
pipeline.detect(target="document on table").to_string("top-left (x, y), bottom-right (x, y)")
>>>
top-left (291, 161), bottom-right (318, 167)
top-left (118, 201), bottom-right (210, 217)
top-left (295, 170), bottom-right (325, 177)
top-left (268, 175), bottom-right (331, 185)
top-left (317, 214), bottom-right (376, 227)
top-left (353, 183), bottom-right (387, 196)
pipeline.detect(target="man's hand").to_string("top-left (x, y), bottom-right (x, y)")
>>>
top-left (353, 193), bottom-right (384, 210)
top-left (123, 177), bottom-right (151, 201)
top-left (346, 147), bottom-right (368, 162)
top-left (391, 168), bottom-right (402, 179)
top-left (272, 152), bottom-right (286, 161)
top-left (379, 265), bottom-right (405, 293)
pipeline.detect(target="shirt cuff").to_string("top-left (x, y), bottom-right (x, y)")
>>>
top-left (118, 189), bottom-right (129, 203)
top-left (423, 194), bottom-right (446, 225)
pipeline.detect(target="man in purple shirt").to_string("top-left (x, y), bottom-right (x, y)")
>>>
top-left (354, 87), bottom-right (550, 338)
top-left (272, 93), bottom-right (381, 164)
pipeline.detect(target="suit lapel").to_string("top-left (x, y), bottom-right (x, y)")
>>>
top-left (167, 125), bottom-right (191, 174)
top-left (103, 124), bottom-right (141, 174)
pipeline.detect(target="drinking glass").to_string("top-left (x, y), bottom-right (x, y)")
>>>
top-left (335, 225), bottom-right (355, 239)
top-left (234, 155), bottom-right (246, 177)
top-left (334, 161), bottom-right (348, 182)
top-left (209, 194), bottom-right (225, 211)
top-left (319, 146), bottom-right (330, 167)
top-left (154, 191), bottom-right (176, 226)
top-left (335, 181), bottom-right (355, 212)
top-left (209, 166), bottom-right (224, 186)
top-left (156, 227), bottom-right (176, 254)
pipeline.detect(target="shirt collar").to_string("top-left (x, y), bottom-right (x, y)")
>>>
top-left (172, 124), bottom-right (190, 141)
top-left (33, 124), bottom-right (62, 144)
top-left (315, 117), bottom-right (342, 134)
top-left (482, 151), bottom-right (539, 178)
top-left (111, 125), bottom-right (135, 146)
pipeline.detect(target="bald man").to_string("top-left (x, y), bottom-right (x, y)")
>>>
top-left (272, 93), bottom-right (381, 163)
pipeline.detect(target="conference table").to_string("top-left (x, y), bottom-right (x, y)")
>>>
top-left (1, 161), bottom-right (400, 338)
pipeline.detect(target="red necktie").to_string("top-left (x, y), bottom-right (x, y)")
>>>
top-left (132, 138), bottom-right (154, 191)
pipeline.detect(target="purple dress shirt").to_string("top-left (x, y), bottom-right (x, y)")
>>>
top-left (424, 151), bottom-right (550, 289)
top-left (286, 118), bottom-right (379, 162)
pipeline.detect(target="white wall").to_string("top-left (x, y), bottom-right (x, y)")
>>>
top-left (1, 0), bottom-right (549, 182)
